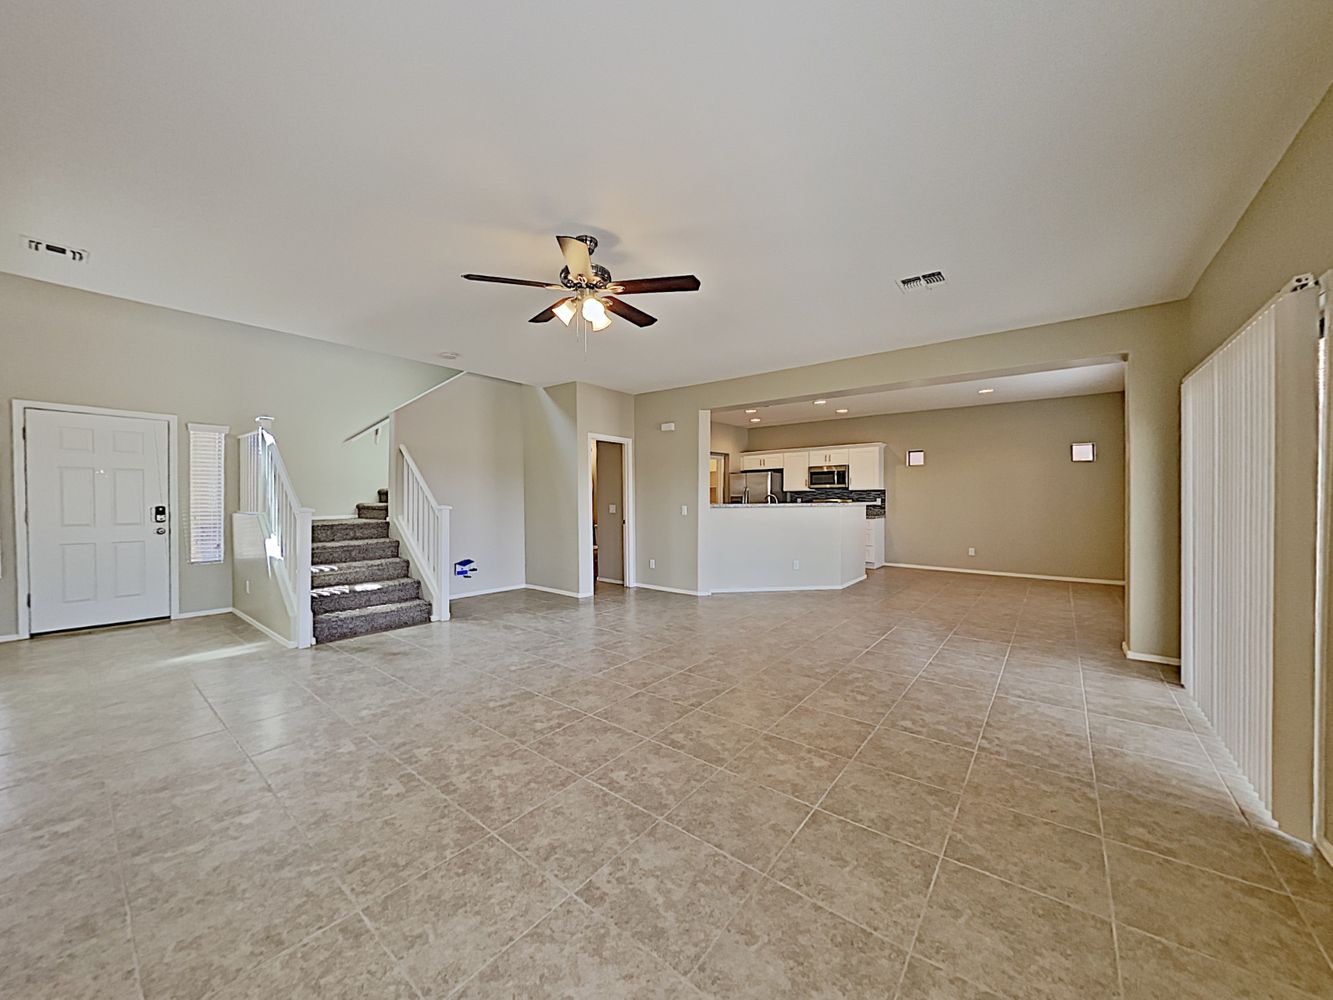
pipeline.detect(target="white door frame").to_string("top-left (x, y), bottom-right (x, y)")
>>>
top-left (11, 400), bottom-right (181, 639)
top-left (585, 433), bottom-right (636, 592)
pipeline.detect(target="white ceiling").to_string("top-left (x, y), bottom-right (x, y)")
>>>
top-left (2, 3), bottom-right (1331, 393)
top-left (713, 361), bottom-right (1126, 426)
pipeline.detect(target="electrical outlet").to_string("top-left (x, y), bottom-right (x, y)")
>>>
top-left (968, 547), bottom-right (976, 557)
top-left (609, 503), bottom-right (616, 514)
top-left (792, 559), bottom-right (800, 570)
top-left (680, 504), bottom-right (688, 516)
top-left (649, 558), bottom-right (656, 569)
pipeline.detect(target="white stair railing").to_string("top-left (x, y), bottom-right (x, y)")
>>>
top-left (239, 425), bottom-right (315, 647)
top-left (395, 444), bottom-right (451, 621)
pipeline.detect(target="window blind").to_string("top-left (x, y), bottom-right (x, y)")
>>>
top-left (188, 423), bottom-right (228, 564)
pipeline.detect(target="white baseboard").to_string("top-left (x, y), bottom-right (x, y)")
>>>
top-left (230, 608), bottom-right (296, 648)
top-left (884, 563), bottom-right (1126, 586)
top-left (0, 633), bottom-right (21, 644)
top-left (709, 574), bottom-right (868, 594)
top-left (1318, 835), bottom-right (1333, 869)
top-left (633, 583), bottom-right (709, 597)
top-left (526, 584), bottom-right (593, 599)
top-left (451, 583), bottom-right (527, 600)
top-left (174, 607), bottom-right (233, 620)
top-left (596, 577), bottom-right (625, 585)
top-left (1121, 642), bottom-right (1182, 666)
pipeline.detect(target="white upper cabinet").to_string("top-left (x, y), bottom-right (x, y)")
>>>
top-left (847, 444), bottom-right (885, 489)
top-left (745, 452), bottom-right (781, 469)
top-left (810, 448), bottom-right (849, 466)
top-left (782, 451), bottom-right (809, 489)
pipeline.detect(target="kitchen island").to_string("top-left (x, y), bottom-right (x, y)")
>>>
top-left (702, 502), bottom-right (869, 593)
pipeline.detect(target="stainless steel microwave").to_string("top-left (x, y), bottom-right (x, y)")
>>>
top-left (807, 465), bottom-right (850, 489)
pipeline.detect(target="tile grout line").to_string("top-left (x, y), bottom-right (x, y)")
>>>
top-left (888, 583), bottom-right (1021, 999)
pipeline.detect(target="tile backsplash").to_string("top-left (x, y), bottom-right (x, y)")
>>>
top-left (786, 488), bottom-right (886, 518)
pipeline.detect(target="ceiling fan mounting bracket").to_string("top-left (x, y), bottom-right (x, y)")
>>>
top-left (560, 261), bottom-right (613, 290)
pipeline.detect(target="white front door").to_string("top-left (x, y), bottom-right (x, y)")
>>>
top-left (25, 408), bottom-right (172, 633)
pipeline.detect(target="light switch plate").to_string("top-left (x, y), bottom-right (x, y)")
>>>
top-left (609, 504), bottom-right (616, 514)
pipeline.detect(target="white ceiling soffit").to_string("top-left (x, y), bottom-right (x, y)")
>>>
top-left (713, 362), bottom-right (1127, 426)
top-left (2, 3), bottom-right (1331, 394)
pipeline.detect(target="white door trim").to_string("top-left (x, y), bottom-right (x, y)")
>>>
top-left (585, 433), bottom-right (636, 592)
top-left (11, 399), bottom-right (181, 639)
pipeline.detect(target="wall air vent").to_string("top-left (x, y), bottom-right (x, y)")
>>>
top-left (24, 236), bottom-right (88, 262)
top-left (899, 270), bottom-right (946, 292)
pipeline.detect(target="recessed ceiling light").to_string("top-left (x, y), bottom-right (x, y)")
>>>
top-left (438, 351), bottom-right (461, 361)
top-left (835, 408), bottom-right (849, 414)
top-left (813, 399), bottom-right (827, 406)
top-left (744, 408), bottom-right (758, 414)
top-left (749, 417), bottom-right (762, 423)
top-left (977, 388), bottom-right (994, 395)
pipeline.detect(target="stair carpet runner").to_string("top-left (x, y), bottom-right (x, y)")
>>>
top-left (309, 488), bottom-right (433, 643)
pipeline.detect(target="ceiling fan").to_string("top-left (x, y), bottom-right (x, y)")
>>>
top-left (462, 235), bottom-right (700, 331)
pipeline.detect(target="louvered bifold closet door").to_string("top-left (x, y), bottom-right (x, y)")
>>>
top-left (1182, 282), bottom-right (1320, 836)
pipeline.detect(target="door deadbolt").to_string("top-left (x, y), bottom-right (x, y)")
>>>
top-left (153, 505), bottom-right (167, 523)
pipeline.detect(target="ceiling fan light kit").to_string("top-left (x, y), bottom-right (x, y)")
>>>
top-left (461, 234), bottom-right (700, 349)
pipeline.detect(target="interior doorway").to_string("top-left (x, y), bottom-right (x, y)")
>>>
top-left (709, 451), bottom-right (729, 505)
top-left (592, 439), bottom-right (626, 585)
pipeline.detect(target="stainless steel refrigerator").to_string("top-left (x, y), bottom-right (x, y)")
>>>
top-left (728, 469), bottom-right (785, 504)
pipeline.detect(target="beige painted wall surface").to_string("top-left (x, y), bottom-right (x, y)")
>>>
top-left (231, 513), bottom-right (294, 645)
top-left (595, 440), bottom-right (625, 582)
top-left (749, 393), bottom-right (1126, 582)
top-left (1188, 84), bottom-right (1333, 368)
top-left (709, 421), bottom-right (749, 486)
top-left (635, 301), bottom-right (1183, 657)
top-left (521, 383), bottom-right (579, 595)
top-left (0, 273), bottom-right (450, 634)
top-left (393, 373), bottom-right (527, 598)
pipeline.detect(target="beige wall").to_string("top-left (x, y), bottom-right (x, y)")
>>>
top-left (521, 383), bottom-right (580, 595)
top-left (748, 393), bottom-right (1126, 582)
top-left (393, 373), bottom-right (527, 598)
top-left (1188, 84), bottom-right (1333, 368)
top-left (636, 302), bottom-right (1182, 655)
top-left (0, 273), bottom-right (449, 634)
top-left (709, 421), bottom-right (749, 482)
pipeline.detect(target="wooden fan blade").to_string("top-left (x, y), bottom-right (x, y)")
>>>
top-left (461, 273), bottom-right (560, 288)
top-left (556, 235), bottom-right (594, 283)
top-left (603, 296), bottom-right (657, 327)
top-left (609, 275), bottom-right (701, 294)
top-left (529, 297), bottom-right (572, 323)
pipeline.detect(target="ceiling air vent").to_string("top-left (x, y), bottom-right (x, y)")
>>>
top-left (25, 236), bottom-right (88, 262)
top-left (899, 270), bottom-right (946, 292)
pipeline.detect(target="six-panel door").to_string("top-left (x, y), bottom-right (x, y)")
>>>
top-left (25, 408), bottom-right (171, 633)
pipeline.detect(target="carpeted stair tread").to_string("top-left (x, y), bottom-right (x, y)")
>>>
top-left (356, 502), bottom-right (388, 520)
top-left (312, 518), bottom-right (390, 542)
top-left (311, 557), bottom-right (409, 587)
top-left (311, 537), bottom-right (400, 563)
top-left (311, 577), bottom-right (421, 614)
top-left (314, 598), bottom-right (431, 643)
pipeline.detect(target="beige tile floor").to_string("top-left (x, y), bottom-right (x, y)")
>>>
top-left (3, 569), bottom-right (1332, 999)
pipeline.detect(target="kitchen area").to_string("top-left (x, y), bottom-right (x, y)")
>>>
top-left (704, 424), bottom-right (887, 593)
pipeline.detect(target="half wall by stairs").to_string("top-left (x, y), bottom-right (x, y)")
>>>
top-left (310, 488), bottom-right (431, 642)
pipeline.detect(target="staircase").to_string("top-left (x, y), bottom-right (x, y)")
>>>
top-left (310, 488), bottom-right (432, 642)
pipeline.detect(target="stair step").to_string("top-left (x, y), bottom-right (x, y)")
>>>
top-left (312, 518), bottom-right (390, 543)
top-left (311, 557), bottom-right (409, 588)
top-left (356, 502), bottom-right (388, 521)
top-left (314, 599), bottom-right (431, 643)
top-left (312, 577), bottom-right (421, 614)
top-left (311, 538), bottom-right (399, 563)
top-left (377, 487), bottom-right (389, 504)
